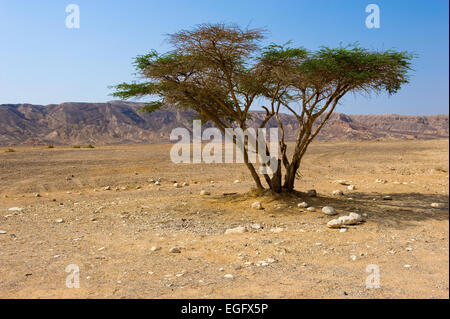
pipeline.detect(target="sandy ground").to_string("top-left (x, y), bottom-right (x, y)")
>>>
top-left (0, 139), bottom-right (448, 299)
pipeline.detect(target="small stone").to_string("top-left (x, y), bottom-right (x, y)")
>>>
top-left (267, 258), bottom-right (276, 263)
top-left (154, 181), bottom-right (161, 186)
top-left (382, 195), bottom-right (393, 200)
top-left (104, 186), bottom-right (111, 191)
top-left (307, 189), bottom-right (317, 197)
top-left (376, 179), bottom-right (387, 184)
top-left (297, 202), bottom-right (309, 208)
top-left (332, 190), bottom-right (344, 196)
top-left (151, 246), bottom-right (161, 252)
top-left (233, 180), bottom-right (240, 184)
top-left (431, 203), bottom-right (445, 208)
top-left (406, 247), bottom-right (413, 252)
top-left (55, 218), bottom-right (64, 223)
top-left (169, 247), bottom-right (181, 253)
top-left (404, 264), bottom-right (411, 269)
top-left (182, 182), bottom-right (189, 187)
top-left (270, 227), bottom-right (284, 233)
top-left (322, 206), bottom-right (337, 215)
top-left (200, 190), bottom-right (210, 196)
top-left (339, 228), bottom-right (348, 233)
top-left (250, 223), bottom-right (261, 230)
top-left (219, 267), bottom-right (224, 272)
top-left (0, 230), bottom-right (6, 234)
top-left (306, 207), bottom-right (316, 212)
top-left (347, 185), bottom-right (356, 191)
top-left (35, 193), bottom-right (41, 197)
top-left (173, 183), bottom-right (181, 188)
top-left (8, 207), bottom-right (23, 212)
top-left (225, 226), bottom-right (247, 234)
top-left (224, 274), bottom-right (234, 279)
top-left (251, 201), bottom-right (263, 210)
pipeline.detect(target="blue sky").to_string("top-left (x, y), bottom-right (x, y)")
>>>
top-left (0, 0), bottom-right (448, 115)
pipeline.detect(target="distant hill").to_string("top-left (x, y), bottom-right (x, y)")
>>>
top-left (0, 101), bottom-right (448, 145)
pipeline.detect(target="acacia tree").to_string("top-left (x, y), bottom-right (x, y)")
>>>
top-left (112, 23), bottom-right (412, 193)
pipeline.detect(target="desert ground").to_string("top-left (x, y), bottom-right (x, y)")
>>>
top-left (0, 139), bottom-right (448, 298)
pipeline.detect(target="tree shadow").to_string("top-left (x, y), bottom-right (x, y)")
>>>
top-left (219, 190), bottom-right (449, 230)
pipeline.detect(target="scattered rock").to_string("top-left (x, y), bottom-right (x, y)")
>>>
top-left (0, 230), bottom-right (6, 234)
top-left (322, 206), bottom-right (337, 215)
top-left (182, 182), bottom-right (189, 187)
top-left (233, 180), bottom-right (240, 184)
top-left (200, 190), bottom-right (210, 196)
top-left (431, 203), bottom-right (445, 208)
top-left (335, 180), bottom-right (350, 185)
top-left (297, 202), bottom-right (309, 208)
top-left (250, 223), bottom-right (262, 230)
top-left (104, 186), bottom-right (111, 191)
top-left (169, 247), bottom-right (181, 253)
top-left (251, 201), bottom-right (263, 210)
top-left (35, 193), bottom-right (41, 197)
top-left (224, 274), bottom-right (234, 279)
top-left (307, 189), bottom-right (317, 197)
top-left (332, 190), bottom-right (344, 196)
top-left (154, 181), bottom-right (161, 186)
top-left (151, 246), bottom-right (161, 252)
top-left (55, 218), bottom-right (64, 223)
top-left (327, 219), bottom-right (343, 228)
top-left (339, 228), bottom-right (348, 233)
top-left (376, 179), bottom-right (387, 184)
top-left (173, 183), bottom-right (181, 188)
top-left (404, 264), bottom-right (411, 269)
top-left (8, 207), bottom-right (23, 212)
top-left (382, 195), bottom-right (393, 200)
top-left (306, 207), bottom-right (316, 212)
top-left (347, 185), bottom-right (356, 191)
top-left (225, 226), bottom-right (247, 234)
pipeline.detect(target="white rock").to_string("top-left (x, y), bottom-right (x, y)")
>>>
top-left (297, 202), bottom-right (309, 208)
top-left (224, 274), bottom-right (234, 279)
top-left (200, 190), bottom-right (210, 196)
top-left (431, 203), bottom-right (445, 208)
top-left (332, 190), bottom-right (344, 196)
top-left (104, 186), bottom-right (111, 190)
top-left (225, 226), bottom-right (247, 234)
top-left (347, 185), bottom-right (356, 191)
top-left (8, 207), bottom-right (23, 212)
top-left (173, 183), bottom-right (181, 188)
top-left (55, 218), bottom-right (64, 223)
top-left (151, 246), bottom-right (161, 252)
top-left (182, 182), bottom-right (189, 187)
top-left (339, 228), bottom-right (348, 233)
top-left (376, 179), bottom-right (387, 184)
top-left (251, 201), bottom-right (263, 210)
top-left (233, 180), bottom-right (240, 184)
top-left (322, 206), bottom-right (337, 215)
top-left (0, 230), bottom-right (6, 234)
top-left (382, 195), bottom-right (393, 200)
top-left (306, 207), bottom-right (316, 212)
top-left (327, 219), bottom-right (343, 228)
top-left (404, 264), bottom-right (411, 269)
top-left (250, 223), bottom-right (261, 230)
top-left (348, 212), bottom-right (363, 222)
top-left (219, 267), bottom-right (224, 272)
top-left (154, 181), bottom-right (161, 186)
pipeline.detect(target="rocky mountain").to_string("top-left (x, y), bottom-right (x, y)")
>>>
top-left (0, 101), bottom-right (448, 145)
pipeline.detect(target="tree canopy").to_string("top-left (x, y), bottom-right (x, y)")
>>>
top-left (112, 23), bottom-right (412, 193)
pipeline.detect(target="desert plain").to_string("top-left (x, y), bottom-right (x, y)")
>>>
top-left (0, 139), bottom-right (448, 298)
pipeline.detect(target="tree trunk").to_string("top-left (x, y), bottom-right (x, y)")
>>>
top-left (283, 159), bottom-right (300, 192)
top-left (270, 159), bottom-right (282, 193)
